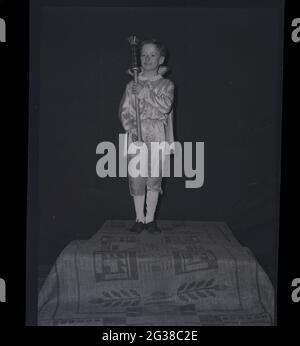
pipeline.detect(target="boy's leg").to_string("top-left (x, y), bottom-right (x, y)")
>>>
top-left (145, 188), bottom-right (159, 224)
top-left (129, 184), bottom-right (146, 232)
top-left (127, 147), bottom-right (147, 219)
top-left (145, 176), bottom-right (163, 232)
top-left (126, 135), bottom-right (149, 231)
top-left (133, 194), bottom-right (145, 223)
top-left (128, 162), bottom-right (146, 231)
top-left (144, 140), bottom-right (164, 232)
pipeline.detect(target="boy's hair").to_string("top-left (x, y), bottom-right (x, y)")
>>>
top-left (139, 39), bottom-right (168, 60)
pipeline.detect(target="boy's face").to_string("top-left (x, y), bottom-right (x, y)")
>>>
top-left (140, 43), bottom-right (165, 72)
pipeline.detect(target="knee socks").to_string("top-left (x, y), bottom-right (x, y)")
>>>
top-left (145, 190), bottom-right (159, 224)
top-left (133, 195), bottom-right (145, 223)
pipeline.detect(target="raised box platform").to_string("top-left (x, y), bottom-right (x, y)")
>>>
top-left (38, 220), bottom-right (274, 326)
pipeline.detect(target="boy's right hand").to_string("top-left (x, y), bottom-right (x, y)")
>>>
top-left (131, 133), bottom-right (138, 142)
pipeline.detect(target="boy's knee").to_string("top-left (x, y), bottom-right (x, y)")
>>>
top-left (146, 186), bottom-right (163, 195)
top-left (146, 178), bottom-right (163, 195)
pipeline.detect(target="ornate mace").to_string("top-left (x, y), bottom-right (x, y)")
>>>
top-left (128, 34), bottom-right (143, 142)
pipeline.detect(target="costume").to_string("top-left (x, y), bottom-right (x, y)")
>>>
top-left (119, 66), bottom-right (175, 197)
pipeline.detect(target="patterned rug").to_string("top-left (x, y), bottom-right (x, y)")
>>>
top-left (38, 220), bottom-right (274, 326)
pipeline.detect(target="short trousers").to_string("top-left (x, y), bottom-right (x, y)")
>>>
top-left (127, 141), bottom-right (164, 196)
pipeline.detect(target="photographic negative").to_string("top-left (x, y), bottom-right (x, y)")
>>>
top-left (27, 0), bottom-right (284, 326)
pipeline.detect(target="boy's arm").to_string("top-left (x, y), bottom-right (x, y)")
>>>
top-left (118, 82), bottom-right (137, 133)
top-left (137, 80), bottom-right (174, 115)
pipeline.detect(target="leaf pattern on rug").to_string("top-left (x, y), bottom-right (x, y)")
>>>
top-left (177, 279), bottom-right (227, 301)
top-left (89, 289), bottom-right (141, 307)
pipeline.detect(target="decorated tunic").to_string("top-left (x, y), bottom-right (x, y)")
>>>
top-left (119, 68), bottom-right (175, 146)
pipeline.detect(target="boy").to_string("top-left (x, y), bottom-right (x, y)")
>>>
top-left (119, 39), bottom-right (175, 233)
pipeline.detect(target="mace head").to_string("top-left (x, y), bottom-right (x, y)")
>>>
top-left (128, 34), bottom-right (140, 46)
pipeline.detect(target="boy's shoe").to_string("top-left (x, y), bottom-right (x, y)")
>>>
top-left (145, 221), bottom-right (161, 233)
top-left (129, 221), bottom-right (145, 233)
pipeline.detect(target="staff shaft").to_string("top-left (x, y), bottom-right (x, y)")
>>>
top-left (133, 68), bottom-right (142, 142)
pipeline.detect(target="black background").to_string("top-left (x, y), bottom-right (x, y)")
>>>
top-left (37, 3), bottom-right (282, 285)
top-left (0, 0), bottom-right (299, 338)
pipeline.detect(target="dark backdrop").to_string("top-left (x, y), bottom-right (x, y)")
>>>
top-left (35, 3), bottom-right (284, 285)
